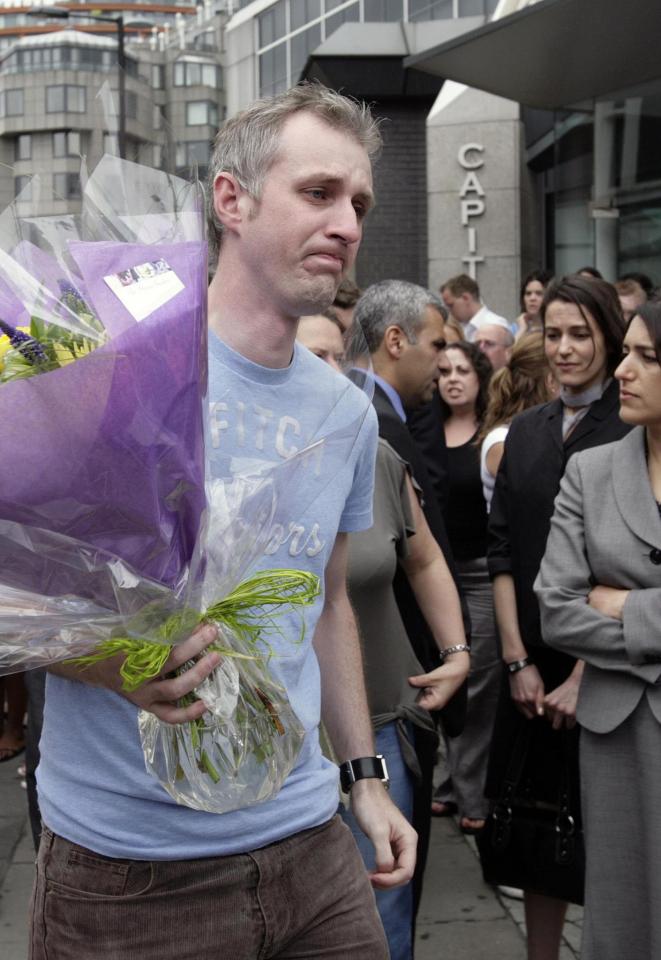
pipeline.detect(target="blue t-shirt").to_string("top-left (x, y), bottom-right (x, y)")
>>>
top-left (37, 335), bottom-right (377, 859)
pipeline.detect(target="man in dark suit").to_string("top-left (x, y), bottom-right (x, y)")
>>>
top-left (351, 279), bottom-right (470, 926)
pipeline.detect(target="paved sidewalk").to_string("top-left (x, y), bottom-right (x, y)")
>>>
top-left (0, 752), bottom-right (582, 959)
top-left (0, 753), bottom-right (32, 960)
top-left (416, 817), bottom-right (582, 959)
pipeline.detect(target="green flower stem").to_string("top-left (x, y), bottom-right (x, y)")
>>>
top-left (66, 568), bottom-right (320, 788)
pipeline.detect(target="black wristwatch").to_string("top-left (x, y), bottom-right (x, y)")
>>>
top-left (339, 755), bottom-right (390, 793)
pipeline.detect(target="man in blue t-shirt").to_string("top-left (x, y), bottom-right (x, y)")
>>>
top-left (31, 84), bottom-right (416, 959)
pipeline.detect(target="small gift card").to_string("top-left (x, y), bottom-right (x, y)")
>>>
top-left (103, 258), bottom-right (184, 322)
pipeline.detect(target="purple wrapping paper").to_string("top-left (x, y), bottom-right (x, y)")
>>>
top-left (0, 239), bottom-right (207, 594)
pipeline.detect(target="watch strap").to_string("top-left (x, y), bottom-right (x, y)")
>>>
top-left (506, 657), bottom-right (531, 674)
top-left (339, 755), bottom-right (389, 792)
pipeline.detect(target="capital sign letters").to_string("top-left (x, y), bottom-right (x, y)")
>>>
top-left (458, 143), bottom-right (485, 280)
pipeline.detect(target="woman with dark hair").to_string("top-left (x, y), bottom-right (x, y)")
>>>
top-left (537, 302), bottom-right (661, 960)
top-left (484, 276), bottom-right (630, 960)
top-left (514, 270), bottom-right (554, 338)
top-left (431, 342), bottom-right (497, 833)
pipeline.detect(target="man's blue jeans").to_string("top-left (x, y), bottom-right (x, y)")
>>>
top-left (340, 721), bottom-right (415, 960)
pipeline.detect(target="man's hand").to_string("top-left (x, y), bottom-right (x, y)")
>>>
top-left (509, 663), bottom-right (545, 720)
top-left (588, 585), bottom-right (629, 621)
top-left (407, 651), bottom-right (469, 712)
top-left (349, 778), bottom-right (417, 890)
top-left (54, 624), bottom-right (221, 724)
top-left (125, 624), bottom-right (221, 723)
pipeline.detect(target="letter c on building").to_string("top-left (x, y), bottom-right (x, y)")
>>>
top-left (458, 143), bottom-right (485, 170)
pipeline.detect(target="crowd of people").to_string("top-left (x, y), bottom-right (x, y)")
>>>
top-left (294, 260), bottom-right (660, 960)
top-left (6, 82), bottom-right (661, 960)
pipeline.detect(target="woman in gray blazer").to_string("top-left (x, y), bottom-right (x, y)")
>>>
top-left (537, 303), bottom-right (661, 960)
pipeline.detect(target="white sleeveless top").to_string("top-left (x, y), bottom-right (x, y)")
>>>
top-left (480, 425), bottom-right (509, 511)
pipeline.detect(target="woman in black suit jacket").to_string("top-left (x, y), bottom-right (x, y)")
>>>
top-left (484, 276), bottom-right (630, 960)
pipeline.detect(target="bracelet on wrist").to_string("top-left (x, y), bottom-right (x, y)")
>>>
top-left (440, 643), bottom-right (470, 661)
top-left (506, 657), bottom-right (531, 674)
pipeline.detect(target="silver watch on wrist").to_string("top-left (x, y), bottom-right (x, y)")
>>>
top-left (339, 755), bottom-right (390, 793)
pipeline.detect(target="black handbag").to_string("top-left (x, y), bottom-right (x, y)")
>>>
top-left (477, 723), bottom-right (585, 905)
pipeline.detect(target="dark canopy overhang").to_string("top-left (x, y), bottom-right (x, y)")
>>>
top-left (404, 0), bottom-right (661, 110)
top-left (302, 21), bottom-right (481, 98)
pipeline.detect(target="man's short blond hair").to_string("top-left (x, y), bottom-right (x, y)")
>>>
top-left (208, 82), bottom-right (381, 255)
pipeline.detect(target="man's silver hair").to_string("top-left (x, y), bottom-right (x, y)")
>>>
top-left (207, 82), bottom-right (381, 255)
top-left (352, 279), bottom-right (447, 355)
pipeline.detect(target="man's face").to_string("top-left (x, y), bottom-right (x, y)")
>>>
top-left (441, 288), bottom-right (476, 326)
top-left (474, 324), bottom-right (512, 371)
top-left (395, 306), bottom-right (447, 409)
top-left (235, 112), bottom-right (373, 320)
top-left (296, 315), bottom-right (345, 372)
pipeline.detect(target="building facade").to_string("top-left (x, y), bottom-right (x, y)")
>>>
top-left (1, 0), bottom-right (659, 317)
top-left (0, 1), bottom-right (227, 215)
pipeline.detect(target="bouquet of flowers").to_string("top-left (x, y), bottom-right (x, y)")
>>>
top-left (0, 156), bottom-right (373, 813)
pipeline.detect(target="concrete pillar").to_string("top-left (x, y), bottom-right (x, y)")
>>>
top-left (426, 81), bottom-right (532, 322)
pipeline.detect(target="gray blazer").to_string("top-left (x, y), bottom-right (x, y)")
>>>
top-left (535, 426), bottom-right (661, 734)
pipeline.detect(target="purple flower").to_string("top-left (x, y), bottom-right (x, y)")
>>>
top-left (0, 318), bottom-right (47, 365)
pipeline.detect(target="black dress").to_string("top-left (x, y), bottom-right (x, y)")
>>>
top-left (484, 380), bottom-right (631, 902)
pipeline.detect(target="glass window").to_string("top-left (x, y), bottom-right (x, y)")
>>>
top-left (153, 143), bottom-right (163, 168)
top-left (103, 132), bottom-right (119, 155)
top-left (258, 1), bottom-right (287, 48)
top-left (364, 0), bottom-right (402, 19)
top-left (291, 0), bottom-right (321, 30)
top-left (68, 85), bottom-right (85, 113)
top-left (47, 85), bottom-right (85, 113)
top-left (193, 29), bottom-right (216, 52)
top-left (259, 41), bottom-right (288, 97)
top-left (459, 0), bottom-right (487, 14)
top-left (54, 172), bottom-right (82, 200)
top-left (202, 63), bottom-right (219, 88)
top-left (5, 88), bottom-right (23, 116)
top-left (15, 134), bottom-right (31, 161)
top-left (174, 60), bottom-right (220, 88)
top-left (53, 130), bottom-right (81, 157)
top-left (186, 101), bottom-right (218, 126)
top-left (187, 140), bottom-right (211, 165)
top-left (47, 85), bottom-right (64, 112)
top-left (187, 62), bottom-right (202, 85)
top-left (324, 0), bottom-right (345, 11)
top-left (325, 2), bottom-right (359, 38)
top-left (153, 105), bottom-right (163, 130)
top-left (409, 0), bottom-right (453, 20)
top-left (14, 175), bottom-right (32, 200)
top-left (152, 64), bottom-right (165, 89)
top-left (290, 23), bottom-right (321, 80)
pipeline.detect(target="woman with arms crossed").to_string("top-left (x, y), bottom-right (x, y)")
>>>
top-left (536, 302), bottom-right (661, 960)
top-left (485, 276), bottom-right (629, 960)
